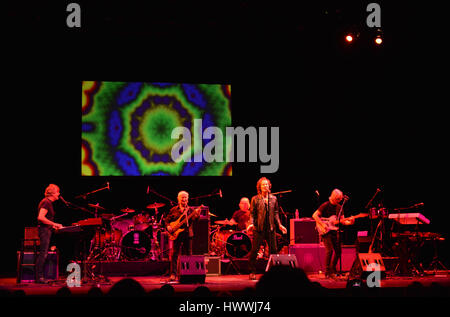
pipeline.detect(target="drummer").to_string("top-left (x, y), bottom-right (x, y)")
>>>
top-left (229, 197), bottom-right (252, 231)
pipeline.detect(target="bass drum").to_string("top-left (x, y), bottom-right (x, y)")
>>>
top-left (226, 232), bottom-right (252, 258)
top-left (210, 230), bottom-right (233, 256)
top-left (120, 230), bottom-right (151, 260)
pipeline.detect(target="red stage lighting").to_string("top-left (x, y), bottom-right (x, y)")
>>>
top-left (345, 34), bottom-right (353, 43)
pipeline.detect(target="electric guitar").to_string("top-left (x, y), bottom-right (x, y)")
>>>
top-left (315, 213), bottom-right (368, 236)
top-left (167, 206), bottom-right (202, 240)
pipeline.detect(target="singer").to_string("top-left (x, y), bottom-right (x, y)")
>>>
top-left (36, 184), bottom-right (63, 283)
top-left (248, 177), bottom-right (287, 280)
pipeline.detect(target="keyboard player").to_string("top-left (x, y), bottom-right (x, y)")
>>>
top-left (36, 184), bottom-right (63, 283)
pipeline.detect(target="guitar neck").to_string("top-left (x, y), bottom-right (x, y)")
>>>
top-left (176, 207), bottom-right (200, 228)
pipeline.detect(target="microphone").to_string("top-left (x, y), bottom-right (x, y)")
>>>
top-left (59, 195), bottom-right (69, 206)
top-left (343, 195), bottom-right (350, 200)
top-left (315, 190), bottom-right (320, 197)
top-left (219, 189), bottom-right (222, 198)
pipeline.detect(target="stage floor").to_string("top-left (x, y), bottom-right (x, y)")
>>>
top-left (2, 270), bottom-right (450, 297)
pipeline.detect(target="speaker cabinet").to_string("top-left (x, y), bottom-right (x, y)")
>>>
top-left (290, 218), bottom-right (319, 244)
top-left (205, 256), bottom-right (221, 276)
top-left (192, 217), bottom-right (210, 255)
top-left (179, 255), bottom-right (206, 283)
top-left (349, 253), bottom-right (386, 280)
top-left (358, 253), bottom-right (385, 272)
top-left (289, 244), bottom-right (356, 272)
top-left (17, 251), bottom-right (59, 283)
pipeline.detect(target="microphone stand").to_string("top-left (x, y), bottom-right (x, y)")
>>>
top-left (146, 187), bottom-right (176, 206)
top-left (272, 189), bottom-right (293, 220)
top-left (365, 188), bottom-right (381, 238)
top-left (336, 197), bottom-right (348, 276)
top-left (190, 190), bottom-right (222, 201)
top-left (75, 184), bottom-right (109, 200)
top-left (61, 198), bottom-right (93, 216)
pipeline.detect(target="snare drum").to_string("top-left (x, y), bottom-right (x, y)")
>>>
top-left (226, 232), bottom-right (252, 258)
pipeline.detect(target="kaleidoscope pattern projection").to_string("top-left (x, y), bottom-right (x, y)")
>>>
top-left (82, 81), bottom-right (232, 176)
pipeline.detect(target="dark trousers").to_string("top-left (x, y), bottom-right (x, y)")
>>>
top-left (36, 226), bottom-right (51, 279)
top-left (248, 228), bottom-right (277, 274)
top-left (171, 231), bottom-right (192, 276)
top-left (322, 231), bottom-right (341, 274)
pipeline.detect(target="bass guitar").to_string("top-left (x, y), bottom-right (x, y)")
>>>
top-left (315, 213), bottom-right (368, 236)
top-left (167, 206), bottom-right (202, 240)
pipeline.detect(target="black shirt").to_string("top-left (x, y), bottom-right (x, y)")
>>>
top-left (231, 209), bottom-right (251, 231)
top-left (317, 201), bottom-right (344, 218)
top-left (164, 205), bottom-right (196, 238)
top-left (37, 198), bottom-right (54, 228)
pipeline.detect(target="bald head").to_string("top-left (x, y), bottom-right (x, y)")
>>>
top-left (329, 189), bottom-right (343, 205)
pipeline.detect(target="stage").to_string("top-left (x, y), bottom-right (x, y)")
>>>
top-left (3, 270), bottom-right (449, 298)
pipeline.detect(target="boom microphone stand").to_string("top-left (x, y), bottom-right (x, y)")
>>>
top-left (336, 195), bottom-right (349, 276)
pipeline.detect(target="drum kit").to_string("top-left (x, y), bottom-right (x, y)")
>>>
top-left (88, 202), bottom-right (168, 262)
top-left (209, 219), bottom-right (255, 259)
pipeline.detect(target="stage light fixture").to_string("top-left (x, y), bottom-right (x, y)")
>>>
top-left (373, 28), bottom-right (383, 46)
top-left (345, 34), bottom-right (353, 43)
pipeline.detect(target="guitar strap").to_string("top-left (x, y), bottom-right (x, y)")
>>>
top-left (183, 206), bottom-right (189, 227)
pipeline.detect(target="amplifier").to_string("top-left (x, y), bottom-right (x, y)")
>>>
top-left (290, 218), bottom-right (319, 244)
top-left (192, 218), bottom-right (210, 255)
top-left (289, 244), bottom-right (356, 272)
top-left (205, 256), bottom-right (221, 276)
top-left (17, 251), bottom-right (59, 283)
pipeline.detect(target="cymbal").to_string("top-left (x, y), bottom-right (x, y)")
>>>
top-left (121, 208), bottom-right (135, 213)
top-left (146, 202), bottom-right (165, 209)
top-left (215, 220), bottom-right (232, 225)
top-left (87, 203), bottom-right (106, 210)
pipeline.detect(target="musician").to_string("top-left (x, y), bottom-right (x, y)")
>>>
top-left (248, 177), bottom-right (287, 280)
top-left (36, 184), bottom-right (63, 283)
top-left (229, 197), bottom-right (252, 231)
top-left (164, 191), bottom-right (199, 281)
top-left (312, 189), bottom-right (354, 278)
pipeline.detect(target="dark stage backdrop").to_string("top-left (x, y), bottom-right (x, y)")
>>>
top-left (3, 1), bottom-right (445, 275)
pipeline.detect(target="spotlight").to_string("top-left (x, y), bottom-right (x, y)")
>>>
top-left (345, 34), bottom-right (354, 43)
top-left (374, 35), bottom-right (383, 45)
top-left (374, 28), bottom-right (383, 46)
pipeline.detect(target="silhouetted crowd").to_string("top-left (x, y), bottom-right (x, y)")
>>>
top-left (1, 266), bottom-right (449, 298)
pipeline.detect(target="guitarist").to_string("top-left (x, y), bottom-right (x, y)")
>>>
top-left (312, 189), bottom-right (354, 278)
top-left (164, 191), bottom-right (199, 281)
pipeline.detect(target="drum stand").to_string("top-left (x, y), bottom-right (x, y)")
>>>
top-left (427, 237), bottom-right (448, 273)
top-left (81, 231), bottom-right (110, 285)
top-left (223, 257), bottom-right (243, 275)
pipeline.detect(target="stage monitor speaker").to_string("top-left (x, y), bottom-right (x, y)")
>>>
top-left (349, 253), bottom-right (386, 280)
top-left (192, 218), bottom-right (210, 255)
top-left (359, 253), bottom-right (385, 272)
top-left (290, 218), bottom-right (319, 244)
top-left (265, 254), bottom-right (298, 272)
top-left (179, 255), bottom-right (206, 283)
